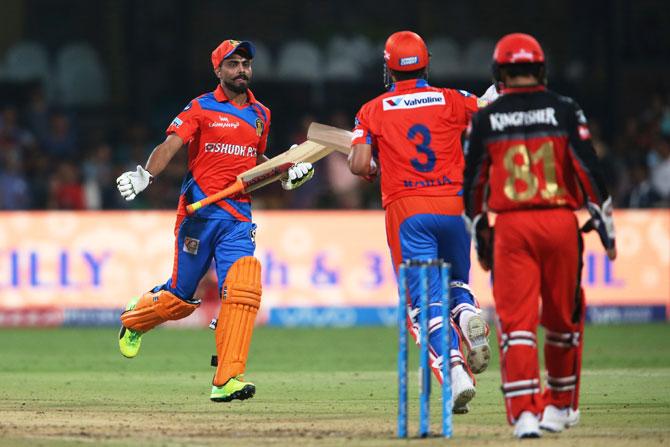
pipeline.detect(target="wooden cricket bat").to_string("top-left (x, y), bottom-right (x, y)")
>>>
top-left (185, 122), bottom-right (354, 214)
top-left (307, 122), bottom-right (353, 155)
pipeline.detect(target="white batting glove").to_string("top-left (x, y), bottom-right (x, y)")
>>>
top-left (281, 162), bottom-right (314, 190)
top-left (116, 165), bottom-right (153, 201)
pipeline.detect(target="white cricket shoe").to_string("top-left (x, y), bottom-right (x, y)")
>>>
top-left (514, 411), bottom-right (541, 439)
top-left (540, 405), bottom-right (580, 432)
top-left (460, 312), bottom-right (491, 374)
top-left (451, 365), bottom-right (476, 414)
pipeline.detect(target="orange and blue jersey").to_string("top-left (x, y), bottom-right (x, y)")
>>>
top-left (352, 79), bottom-right (483, 361)
top-left (166, 84), bottom-right (271, 222)
top-left (351, 79), bottom-right (479, 209)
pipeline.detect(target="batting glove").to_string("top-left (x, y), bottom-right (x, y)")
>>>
top-left (281, 162), bottom-right (314, 190)
top-left (116, 165), bottom-right (153, 201)
top-left (471, 213), bottom-right (494, 272)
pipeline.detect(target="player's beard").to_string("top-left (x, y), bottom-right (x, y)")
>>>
top-left (225, 75), bottom-right (250, 94)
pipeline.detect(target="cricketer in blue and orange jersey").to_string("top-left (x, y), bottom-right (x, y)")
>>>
top-left (349, 31), bottom-right (491, 413)
top-left (115, 39), bottom-right (315, 403)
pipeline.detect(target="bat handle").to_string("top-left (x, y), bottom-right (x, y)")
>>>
top-left (185, 181), bottom-right (243, 215)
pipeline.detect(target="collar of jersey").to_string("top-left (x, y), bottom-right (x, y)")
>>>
top-left (500, 84), bottom-right (546, 95)
top-left (213, 84), bottom-right (257, 104)
top-left (389, 78), bottom-right (429, 92)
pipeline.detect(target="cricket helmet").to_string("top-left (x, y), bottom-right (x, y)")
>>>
top-left (384, 31), bottom-right (429, 72)
top-left (492, 33), bottom-right (546, 88)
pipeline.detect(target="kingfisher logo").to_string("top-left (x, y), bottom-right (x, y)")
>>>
top-left (382, 92), bottom-right (446, 111)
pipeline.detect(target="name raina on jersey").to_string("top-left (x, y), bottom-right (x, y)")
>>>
top-left (489, 107), bottom-right (558, 131)
top-left (403, 175), bottom-right (452, 188)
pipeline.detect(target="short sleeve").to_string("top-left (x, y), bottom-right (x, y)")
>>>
top-left (352, 103), bottom-right (375, 146)
top-left (166, 100), bottom-right (201, 142)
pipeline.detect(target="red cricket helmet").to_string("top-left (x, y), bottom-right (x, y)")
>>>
top-left (493, 33), bottom-right (545, 65)
top-left (492, 33), bottom-right (546, 89)
top-left (384, 31), bottom-right (429, 72)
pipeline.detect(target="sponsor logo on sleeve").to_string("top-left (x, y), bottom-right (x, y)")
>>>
top-left (352, 129), bottom-right (364, 139)
top-left (382, 92), bottom-right (446, 111)
top-left (171, 117), bottom-right (183, 128)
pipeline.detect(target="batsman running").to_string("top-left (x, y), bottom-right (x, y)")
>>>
top-left (115, 39), bottom-right (314, 402)
top-left (348, 31), bottom-right (491, 413)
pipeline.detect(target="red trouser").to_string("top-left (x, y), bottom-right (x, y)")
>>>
top-left (492, 208), bottom-right (585, 424)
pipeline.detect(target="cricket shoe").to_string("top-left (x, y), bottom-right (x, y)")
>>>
top-left (540, 405), bottom-right (580, 432)
top-left (514, 411), bottom-right (541, 439)
top-left (451, 364), bottom-right (476, 414)
top-left (460, 313), bottom-right (491, 374)
top-left (118, 296), bottom-right (142, 358)
top-left (210, 375), bottom-right (256, 402)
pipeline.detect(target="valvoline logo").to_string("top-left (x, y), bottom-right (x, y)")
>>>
top-left (382, 91), bottom-right (446, 111)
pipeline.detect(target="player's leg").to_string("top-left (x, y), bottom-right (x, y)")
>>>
top-left (395, 213), bottom-right (475, 413)
top-left (118, 215), bottom-right (214, 358)
top-left (493, 211), bottom-right (542, 438)
top-left (538, 210), bottom-right (583, 432)
top-left (435, 213), bottom-right (491, 374)
top-left (210, 221), bottom-right (260, 402)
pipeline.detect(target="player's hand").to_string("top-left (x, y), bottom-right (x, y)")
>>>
top-left (584, 196), bottom-right (616, 260)
top-left (116, 165), bottom-right (153, 201)
top-left (362, 158), bottom-right (378, 182)
top-left (281, 162), bottom-right (314, 190)
top-left (472, 213), bottom-right (494, 271)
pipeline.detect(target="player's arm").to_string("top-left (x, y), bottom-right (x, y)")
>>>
top-left (565, 101), bottom-right (616, 260)
top-left (462, 114), bottom-right (494, 271)
top-left (117, 101), bottom-right (200, 201)
top-left (116, 134), bottom-right (184, 201)
top-left (348, 107), bottom-right (378, 178)
top-left (349, 143), bottom-right (377, 176)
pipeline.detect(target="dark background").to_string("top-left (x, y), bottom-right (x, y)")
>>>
top-left (0, 0), bottom-right (668, 210)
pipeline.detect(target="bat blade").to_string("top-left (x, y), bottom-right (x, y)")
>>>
top-left (242, 140), bottom-right (333, 193)
top-left (307, 122), bottom-right (353, 155)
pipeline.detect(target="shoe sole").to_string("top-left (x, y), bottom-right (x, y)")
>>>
top-left (540, 419), bottom-right (579, 433)
top-left (452, 403), bottom-right (470, 415)
top-left (453, 387), bottom-right (476, 413)
top-left (518, 432), bottom-right (541, 439)
top-left (210, 384), bottom-right (256, 403)
top-left (465, 317), bottom-right (490, 374)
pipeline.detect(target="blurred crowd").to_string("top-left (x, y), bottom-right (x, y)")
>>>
top-left (0, 86), bottom-right (669, 211)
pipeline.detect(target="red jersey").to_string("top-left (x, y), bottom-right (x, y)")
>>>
top-left (352, 79), bottom-right (479, 208)
top-left (166, 85), bottom-right (271, 221)
top-left (463, 86), bottom-right (610, 217)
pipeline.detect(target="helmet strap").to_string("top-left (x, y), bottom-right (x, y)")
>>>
top-left (383, 63), bottom-right (392, 90)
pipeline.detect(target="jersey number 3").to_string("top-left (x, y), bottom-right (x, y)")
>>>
top-left (407, 124), bottom-right (436, 172)
top-left (503, 141), bottom-right (566, 202)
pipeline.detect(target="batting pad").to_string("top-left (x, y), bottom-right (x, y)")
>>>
top-left (213, 256), bottom-right (262, 386)
top-left (120, 290), bottom-right (200, 332)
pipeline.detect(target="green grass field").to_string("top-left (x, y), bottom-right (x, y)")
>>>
top-left (1, 324), bottom-right (669, 446)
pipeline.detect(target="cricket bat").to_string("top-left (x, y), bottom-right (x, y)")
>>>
top-left (185, 122), bottom-right (354, 214)
top-left (306, 122), bottom-right (353, 155)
